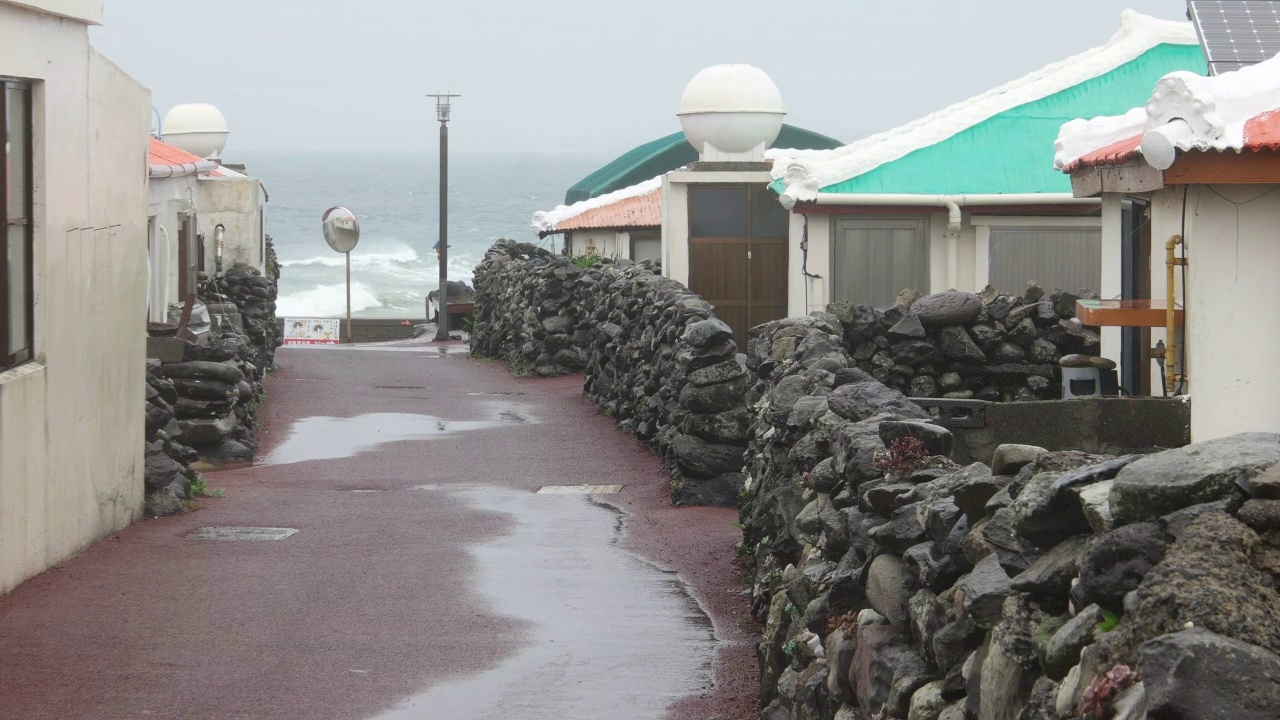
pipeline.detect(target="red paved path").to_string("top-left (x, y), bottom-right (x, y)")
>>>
top-left (0, 342), bottom-right (756, 720)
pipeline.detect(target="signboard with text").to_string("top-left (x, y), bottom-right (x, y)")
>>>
top-left (283, 318), bottom-right (341, 346)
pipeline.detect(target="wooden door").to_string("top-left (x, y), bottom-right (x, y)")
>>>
top-left (687, 185), bottom-right (790, 349)
top-left (749, 236), bottom-right (789, 328)
top-left (689, 237), bottom-right (750, 347)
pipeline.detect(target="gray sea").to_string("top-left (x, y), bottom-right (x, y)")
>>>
top-left (249, 151), bottom-right (608, 318)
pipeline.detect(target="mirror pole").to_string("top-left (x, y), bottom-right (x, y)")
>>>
top-left (346, 250), bottom-right (352, 344)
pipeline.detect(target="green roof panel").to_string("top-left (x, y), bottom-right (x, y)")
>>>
top-left (566, 124), bottom-right (842, 205)
top-left (812, 43), bottom-right (1207, 196)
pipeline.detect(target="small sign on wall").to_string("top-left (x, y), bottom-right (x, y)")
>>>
top-left (283, 318), bottom-right (341, 346)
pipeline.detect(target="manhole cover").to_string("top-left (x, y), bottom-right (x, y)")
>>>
top-left (186, 527), bottom-right (299, 541)
top-left (536, 484), bottom-right (623, 495)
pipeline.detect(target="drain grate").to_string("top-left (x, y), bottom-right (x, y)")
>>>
top-left (536, 484), bottom-right (624, 495)
top-left (186, 526), bottom-right (299, 541)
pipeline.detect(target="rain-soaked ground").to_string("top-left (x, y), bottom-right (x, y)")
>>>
top-left (378, 486), bottom-right (714, 720)
top-left (0, 338), bottom-right (752, 720)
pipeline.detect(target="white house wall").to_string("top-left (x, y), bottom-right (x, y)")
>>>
top-left (1178, 183), bottom-right (1280, 440)
top-left (146, 173), bottom-right (196, 319)
top-left (662, 176), bottom-right (690, 286)
top-left (198, 176), bottom-right (265, 273)
top-left (0, 5), bottom-right (149, 595)
top-left (1145, 187), bottom-right (1187, 396)
top-left (8, 0), bottom-right (99, 23)
top-left (567, 229), bottom-right (629, 260)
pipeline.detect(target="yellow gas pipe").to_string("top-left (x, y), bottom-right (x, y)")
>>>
top-left (1166, 234), bottom-right (1186, 392)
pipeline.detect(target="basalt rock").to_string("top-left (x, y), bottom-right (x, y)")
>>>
top-left (1110, 433), bottom-right (1279, 524)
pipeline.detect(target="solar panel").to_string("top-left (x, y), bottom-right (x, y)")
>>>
top-left (1189, 1), bottom-right (1280, 75)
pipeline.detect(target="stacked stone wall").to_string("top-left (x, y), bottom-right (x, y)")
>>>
top-left (739, 310), bottom-right (1280, 720)
top-left (827, 284), bottom-right (1101, 403)
top-left (142, 244), bottom-right (283, 515)
top-left (471, 240), bottom-right (753, 505)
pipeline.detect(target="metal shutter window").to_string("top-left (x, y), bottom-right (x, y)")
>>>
top-left (988, 227), bottom-right (1102, 295)
top-left (831, 217), bottom-right (928, 308)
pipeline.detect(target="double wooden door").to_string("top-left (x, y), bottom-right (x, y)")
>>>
top-left (687, 185), bottom-right (789, 350)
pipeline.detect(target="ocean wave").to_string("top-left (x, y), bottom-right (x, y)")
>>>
top-left (277, 282), bottom-right (383, 318)
top-left (281, 243), bottom-right (420, 270)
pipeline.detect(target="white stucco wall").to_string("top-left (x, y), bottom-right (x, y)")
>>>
top-left (146, 173), bottom-right (197, 320)
top-left (1175, 184), bottom-right (1280, 440)
top-left (9, 0), bottom-right (99, 23)
top-left (197, 176), bottom-right (265, 273)
top-left (566, 229), bottom-right (628, 259)
top-left (0, 3), bottom-right (149, 595)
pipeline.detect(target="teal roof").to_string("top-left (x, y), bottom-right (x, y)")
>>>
top-left (566, 124), bottom-right (842, 204)
top-left (773, 43), bottom-right (1207, 197)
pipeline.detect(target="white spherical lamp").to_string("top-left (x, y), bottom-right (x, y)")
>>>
top-left (162, 103), bottom-right (230, 160)
top-left (678, 64), bottom-right (786, 162)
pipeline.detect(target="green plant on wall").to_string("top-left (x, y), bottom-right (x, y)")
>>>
top-left (571, 253), bottom-right (603, 269)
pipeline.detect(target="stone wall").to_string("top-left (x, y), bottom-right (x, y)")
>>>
top-left (471, 240), bottom-right (753, 506)
top-left (827, 284), bottom-right (1100, 403)
top-left (142, 245), bottom-right (283, 515)
top-left (739, 312), bottom-right (1280, 720)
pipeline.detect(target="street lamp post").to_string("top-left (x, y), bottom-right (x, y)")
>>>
top-left (428, 92), bottom-right (460, 341)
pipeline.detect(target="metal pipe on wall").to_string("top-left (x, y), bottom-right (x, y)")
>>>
top-left (1165, 234), bottom-right (1186, 393)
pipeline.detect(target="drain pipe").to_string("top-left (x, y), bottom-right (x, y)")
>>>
top-left (1165, 234), bottom-right (1186, 393)
top-left (943, 199), bottom-right (961, 289)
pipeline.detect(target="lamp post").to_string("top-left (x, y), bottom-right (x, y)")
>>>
top-left (428, 92), bottom-right (460, 341)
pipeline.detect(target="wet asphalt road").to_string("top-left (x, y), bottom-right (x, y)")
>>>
top-left (0, 340), bottom-right (755, 720)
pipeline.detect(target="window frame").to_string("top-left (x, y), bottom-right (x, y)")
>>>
top-left (830, 215), bottom-right (930, 309)
top-left (1, 79), bottom-right (34, 371)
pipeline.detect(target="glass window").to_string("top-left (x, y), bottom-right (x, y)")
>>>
top-left (690, 187), bottom-right (748, 238)
top-left (751, 187), bottom-right (790, 238)
top-left (3, 81), bottom-right (33, 370)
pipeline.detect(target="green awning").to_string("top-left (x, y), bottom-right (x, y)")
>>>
top-left (566, 124), bottom-right (842, 205)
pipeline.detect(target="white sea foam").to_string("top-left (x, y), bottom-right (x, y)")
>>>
top-left (281, 243), bottom-right (420, 270)
top-left (277, 281), bottom-right (383, 317)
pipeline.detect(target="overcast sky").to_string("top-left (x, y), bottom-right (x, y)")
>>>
top-left (90, 0), bottom-right (1193, 157)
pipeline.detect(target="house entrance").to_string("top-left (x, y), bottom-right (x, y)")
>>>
top-left (687, 185), bottom-right (789, 349)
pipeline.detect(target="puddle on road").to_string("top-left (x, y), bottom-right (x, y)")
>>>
top-left (258, 404), bottom-right (535, 466)
top-left (376, 486), bottom-right (715, 720)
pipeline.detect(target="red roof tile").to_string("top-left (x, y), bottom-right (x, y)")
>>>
top-left (1065, 133), bottom-right (1143, 172)
top-left (555, 187), bottom-right (661, 232)
top-left (149, 137), bottom-right (205, 168)
top-left (1243, 110), bottom-right (1280, 150)
top-left (1069, 107), bottom-right (1280, 172)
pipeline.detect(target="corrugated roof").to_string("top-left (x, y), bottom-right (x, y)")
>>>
top-left (1062, 51), bottom-right (1280, 172)
top-left (554, 187), bottom-right (661, 233)
top-left (565, 124), bottom-right (842, 205)
top-left (1067, 134), bottom-right (1144, 171)
top-left (149, 137), bottom-right (204, 168)
top-left (1066, 109), bottom-right (1280, 171)
top-left (771, 11), bottom-right (1205, 201)
top-left (150, 138), bottom-right (251, 179)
